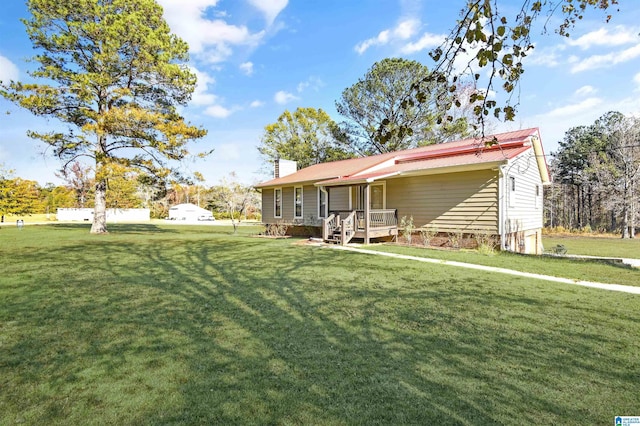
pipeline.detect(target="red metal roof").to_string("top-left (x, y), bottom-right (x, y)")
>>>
top-left (256, 128), bottom-right (541, 188)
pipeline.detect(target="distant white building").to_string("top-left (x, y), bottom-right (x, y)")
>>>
top-left (167, 203), bottom-right (214, 221)
top-left (57, 208), bottom-right (150, 222)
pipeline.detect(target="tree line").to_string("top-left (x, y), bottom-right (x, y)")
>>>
top-left (545, 111), bottom-right (639, 238)
top-left (0, 163), bottom-right (260, 222)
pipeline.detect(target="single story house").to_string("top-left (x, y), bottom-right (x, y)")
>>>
top-left (255, 128), bottom-right (551, 254)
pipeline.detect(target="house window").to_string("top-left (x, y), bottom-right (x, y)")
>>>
top-left (318, 188), bottom-right (327, 218)
top-left (274, 188), bottom-right (282, 218)
top-left (509, 176), bottom-right (516, 208)
top-left (294, 186), bottom-right (303, 218)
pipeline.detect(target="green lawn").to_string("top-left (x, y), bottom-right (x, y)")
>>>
top-left (364, 243), bottom-right (640, 287)
top-left (543, 234), bottom-right (640, 258)
top-left (1, 224), bottom-right (639, 425)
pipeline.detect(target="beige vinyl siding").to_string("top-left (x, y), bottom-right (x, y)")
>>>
top-left (329, 186), bottom-right (350, 211)
top-left (302, 185), bottom-right (318, 223)
top-left (503, 151), bottom-right (544, 232)
top-left (282, 186), bottom-right (295, 220)
top-left (262, 188), bottom-right (275, 223)
top-left (387, 169), bottom-right (499, 233)
top-left (262, 185), bottom-right (319, 225)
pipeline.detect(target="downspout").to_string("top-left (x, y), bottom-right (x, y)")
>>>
top-left (499, 165), bottom-right (508, 251)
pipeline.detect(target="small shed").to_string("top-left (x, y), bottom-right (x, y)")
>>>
top-left (168, 203), bottom-right (214, 221)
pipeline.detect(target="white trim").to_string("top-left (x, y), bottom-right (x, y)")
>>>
top-left (499, 165), bottom-right (507, 250)
top-left (274, 187), bottom-right (282, 218)
top-left (317, 187), bottom-right (328, 218)
top-left (294, 186), bottom-right (303, 219)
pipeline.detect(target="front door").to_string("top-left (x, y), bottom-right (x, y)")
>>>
top-left (370, 184), bottom-right (384, 210)
top-left (352, 183), bottom-right (385, 210)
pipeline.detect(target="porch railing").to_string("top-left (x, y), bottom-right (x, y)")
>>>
top-left (324, 209), bottom-right (397, 243)
top-left (354, 209), bottom-right (398, 230)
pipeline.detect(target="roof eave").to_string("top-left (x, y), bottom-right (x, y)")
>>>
top-left (315, 171), bottom-right (401, 187)
top-left (394, 160), bottom-right (508, 179)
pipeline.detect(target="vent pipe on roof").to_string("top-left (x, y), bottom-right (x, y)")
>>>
top-left (274, 158), bottom-right (297, 178)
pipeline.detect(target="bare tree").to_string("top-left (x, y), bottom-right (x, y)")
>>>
top-left (57, 162), bottom-right (93, 208)
top-left (211, 173), bottom-right (259, 234)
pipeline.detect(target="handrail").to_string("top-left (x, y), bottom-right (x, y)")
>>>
top-left (322, 213), bottom-right (337, 241)
top-left (341, 210), bottom-right (356, 245)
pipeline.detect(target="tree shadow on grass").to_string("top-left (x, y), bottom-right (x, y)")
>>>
top-left (47, 223), bottom-right (180, 234)
top-left (2, 234), bottom-right (639, 424)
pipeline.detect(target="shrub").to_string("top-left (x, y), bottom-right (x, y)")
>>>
top-left (448, 230), bottom-right (464, 249)
top-left (473, 230), bottom-right (498, 255)
top-left (419, 226), bottom-right (437, 247)
top-left (400, 216), bottom-right (415, 244)
top-left (265, 221), bottom-right (288, 237)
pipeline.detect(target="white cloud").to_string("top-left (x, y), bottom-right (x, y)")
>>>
top-left (204, 104), bottom-right (234, 118)
top-left (0, 55), bottom-right (19, 83)
top-left (157, 0), bottom-right (265, 63)
top-left (355, 18), bottom-right (420, 54)
top-left (571, 42), bottom-right (640, 73)
top-left (635, 72), bottom-right (640, 90)
top-left (250, 100), bottom-right (264, 108)
top-left (568, 25), bottom-right (639, 50)
top-left (546, 97), bottom-right (603, 117)
top-left (531, 95), bottom-right (640, 153)
top-left (575, 85), bottom-right (597, 97)
top-left (274, 90), bottom-right (298, 104)
top-left (297, 76), bottom-right (324, 93)
top-left (190, 67), bottom-right (217, 106)
top-left (400, 32), bottom-right (444, 54)
top-left (394, 19), bottom-right (419, 39)
top-left (246, 0), bottom-right (288, 26)
top-left (526, 43), bottom-right (565, 68)
top-left (239, 61), bottom-right (254, 76)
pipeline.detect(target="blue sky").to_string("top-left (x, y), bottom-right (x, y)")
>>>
top-left (1, 0), bottom-right (639, 186)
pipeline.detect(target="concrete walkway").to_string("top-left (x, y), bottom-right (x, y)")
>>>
top-left (329, 245), bottom-right (640, 295)
top-left (563, 253), bottom-right (640, 269)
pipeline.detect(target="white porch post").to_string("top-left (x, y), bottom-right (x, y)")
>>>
top-left (364, 183), bottom-right (370, 244)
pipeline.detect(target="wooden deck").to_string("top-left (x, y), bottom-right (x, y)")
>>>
top-left (323, 209), bottom-right (398, 245)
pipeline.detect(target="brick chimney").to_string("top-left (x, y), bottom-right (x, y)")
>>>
top-left (274, 158), bottom-right (297, 178)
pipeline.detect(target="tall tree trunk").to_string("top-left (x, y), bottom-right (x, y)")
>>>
top-left (621, 207), bottom-right (629, 238)
top-left (621, 177), bottom-right (629, 238)
top-left (91, 178), bottom-right (108, 233)
top-left (577, 184), bottom-right (583, 229)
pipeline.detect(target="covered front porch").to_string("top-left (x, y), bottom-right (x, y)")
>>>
top-left (322, 209), bottom-right (398, 245)
top-left (316, 175), bottom-right (398, 245)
